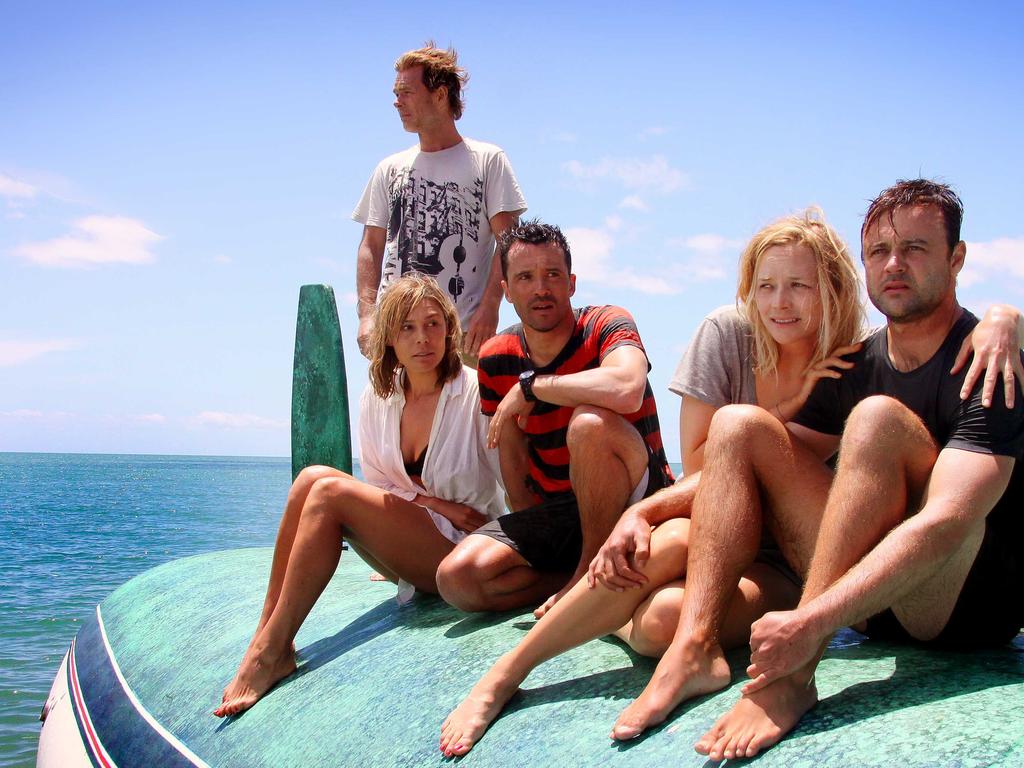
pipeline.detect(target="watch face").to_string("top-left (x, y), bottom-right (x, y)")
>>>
top-left (519, 370), bottom-right (536, 401)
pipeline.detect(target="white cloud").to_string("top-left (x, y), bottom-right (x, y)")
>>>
top-left (192, 411), bottom-right (287, 429)
top-left (14, 215), bottom-right (163, 268)
top-left (1, 409), bottom-right (44, 418)
top-left (619, 195), bottom-right (649, 212)
top-left (341, 291), bottom-right (359, 306)
top-left (638, 126), bottom-right (670, 140)
top-left (132, 413), bottom-right (167, 424)
top-left (676, 234), bottom-right (742, 254)
top-left (0, 338), bottom-right (78, 367)
top-left (665, 233), bottom-right (744, 283)
top-left (960, 237), bottom-right (1024, 289)
top-left (0, 173), bottom-right (38, 200)
top-left (567, 226), bottom-right (678, 295)
top-left (562, 155), bottom-right (689, 195)
top-left (213, 254), bottom-right (233, 264)
top-left (0, 409), bottom-right (74, 420)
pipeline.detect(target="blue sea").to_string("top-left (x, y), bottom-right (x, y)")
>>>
top-left (0, 453), bottom-right (304, 768)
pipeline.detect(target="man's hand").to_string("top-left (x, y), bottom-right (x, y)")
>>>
top-left (487, 383), bottom-right (533, 449)
top-left (355, 225), bottom-right (385, 359)
top-left (357, 315), bottom-right (375, 359)
top-left (462, 302), bottom-right (500, 361)
top-left (742, 608), bottom-right (823, 694)
top-left (952, 303), bottom-right (1024, 408)
top-left (586, 509), bottom-right (652, 591)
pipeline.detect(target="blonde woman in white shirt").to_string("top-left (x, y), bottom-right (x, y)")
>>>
top-left (216, 273), bottom-right (503, 717)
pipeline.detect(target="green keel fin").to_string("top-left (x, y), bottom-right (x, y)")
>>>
top-left (291, 284), bottom-right (352, 479)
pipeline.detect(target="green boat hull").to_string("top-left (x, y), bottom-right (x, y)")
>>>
top-left (57, 547), bottom-right (1024, 767)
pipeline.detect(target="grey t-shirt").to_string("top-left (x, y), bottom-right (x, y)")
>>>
top-left (669, 305), bottom-right (757, 407)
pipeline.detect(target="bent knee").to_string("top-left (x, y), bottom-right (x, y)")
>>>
top-left (843, 396), bottom-right (933, 456)
top-left (304, 475), bottom-right (359, 511)
top-left (631, 594), bottom-right (682, 657)
top-left (650, 519), bottom-right (689, 568)
top-left (567, 405), bottom-right (619, 441)
top-left (566, 405), bottom-right (645, 465)
top-left (706, 403), bottom-right (776, 449)
top-left (847, 395), bottom-right (913, 430)
top-left (436, 544), bottom-right (493, 612)
top-left (293, 465), bottom-right (347, 495)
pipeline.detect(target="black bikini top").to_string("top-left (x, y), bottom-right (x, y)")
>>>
top-left (404, 444), bottom-right (428, 479)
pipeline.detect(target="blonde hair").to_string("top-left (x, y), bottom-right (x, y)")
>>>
top-left (394, 42), bottom-right (468, 120)
top-left (736, 207), bottom-right (864, 375)
top-left (368, 274), bottom-right (463, 398)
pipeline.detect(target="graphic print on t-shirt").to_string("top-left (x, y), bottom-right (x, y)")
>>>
top-left (383, 169), bottom-right (485, 305)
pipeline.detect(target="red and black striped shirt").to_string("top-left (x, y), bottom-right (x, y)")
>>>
top-left (478, 305), bottom-right (673, 501)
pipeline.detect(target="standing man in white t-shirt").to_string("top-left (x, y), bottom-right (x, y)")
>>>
top-left (352, 43), bottom-right (527, 363)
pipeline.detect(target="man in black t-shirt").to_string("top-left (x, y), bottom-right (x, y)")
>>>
top-left (603, 180), bottom-right (1024, 761)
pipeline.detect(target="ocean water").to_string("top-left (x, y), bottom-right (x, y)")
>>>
top-left (0, 453), bottom-right (301, 768)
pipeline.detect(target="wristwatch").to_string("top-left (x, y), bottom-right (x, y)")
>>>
top-left (519, 370), bottom-right (538, 402)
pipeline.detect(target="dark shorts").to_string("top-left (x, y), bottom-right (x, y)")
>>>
top-left (473, 450), bottom-right (673, 572)
top-left (754, 545), bottom-right (802, 588)
top-left (864, 516), bottom-right (1024, 650)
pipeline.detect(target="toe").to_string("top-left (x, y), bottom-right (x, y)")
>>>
top-left (723, 731), bottom-right (743, 760)
top-left (611, 724), bottom-right (641, 741)
top-left (442, 728), bottom-right (461, 756)
top-left (695, 719), bottom-right (723, 754)
top-left (709, 733), bottom-right (731, 762)
top-left (746, 723), bottom-right (781, 757)
top-left (734, 728), bottom-right (753, 758)
top-left (610, 711), bottom-right (644, 741)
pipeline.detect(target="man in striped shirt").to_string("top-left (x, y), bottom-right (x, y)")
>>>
top-left (436, 220), bottom-right (674, 617)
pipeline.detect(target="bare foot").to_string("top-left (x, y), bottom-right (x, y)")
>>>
top-left (695, 674), bottom-right (818, 761)
top-left (611, 638), bottom-right (731, 740)
top-left (214, 645), bottom-right (297, 717)
top-left (439, 657), bottom-right (525, 757)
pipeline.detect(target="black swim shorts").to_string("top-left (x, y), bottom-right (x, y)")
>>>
top-left (864, 511), bottom-right (1024, 650)
top-left (473, 449), bottom-right (673, 572)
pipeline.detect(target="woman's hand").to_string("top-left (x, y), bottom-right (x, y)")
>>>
top-left (416, 495), bottom-right (489, 533)
top-left (952, 304), bottom-right (1024, 408)
top-left (774, 343), bottom-right (861, 422)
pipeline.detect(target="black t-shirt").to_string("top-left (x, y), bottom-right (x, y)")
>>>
top-left (795, 310), bottom-right (1024, 527)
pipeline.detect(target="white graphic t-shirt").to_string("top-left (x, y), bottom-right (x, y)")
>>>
top-left (353, 138), bottom-right (527, 323)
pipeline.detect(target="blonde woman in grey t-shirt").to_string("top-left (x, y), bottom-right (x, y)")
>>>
top-left (439, 207), bottom-right (863, 756)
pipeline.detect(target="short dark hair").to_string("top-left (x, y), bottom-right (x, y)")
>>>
top-left (498, 219), bottom-right (572, 279)
top-left (395, 42), bottom-right (468, 120)
top-left (862, 178), bottom-right (964, 253)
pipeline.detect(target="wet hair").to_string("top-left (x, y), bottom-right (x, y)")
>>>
top-left (368, 273), bottom-right (462, 398)
top-left (498, 219), bottom-right (572, 279)
top-left (736, 207), bottom-right (864, 376)
top-left (394, 42), bottom-right (468, 120)
top-left (862, 178), bottom-right (964, 253)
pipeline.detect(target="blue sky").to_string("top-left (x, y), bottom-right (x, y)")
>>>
top-left (3, 1), bottom-right (1023, 460)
